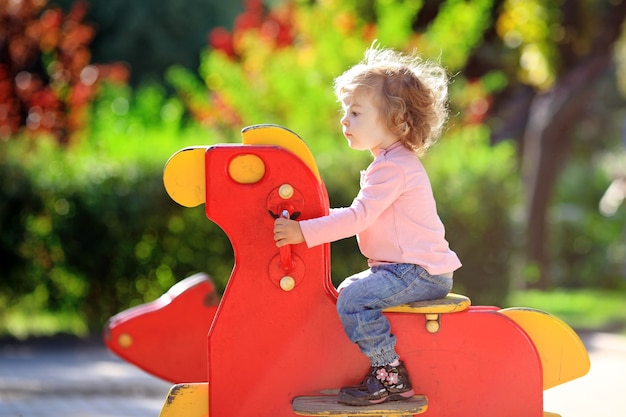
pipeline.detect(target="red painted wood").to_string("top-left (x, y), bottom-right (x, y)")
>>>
top-left (202, 144), bottom-right (543, 417)
top-left (392, 309), bottom-right (543, 417)
top-left (104, 273), bottom-right (219, 383)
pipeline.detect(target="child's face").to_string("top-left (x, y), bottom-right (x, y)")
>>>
top-left (340, 91), bottom-right (397, 153)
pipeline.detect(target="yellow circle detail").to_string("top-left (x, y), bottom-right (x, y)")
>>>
top-left (228, 154), bottom-right (265, 184)
top-left (118, 333), bottom-right (133, 348)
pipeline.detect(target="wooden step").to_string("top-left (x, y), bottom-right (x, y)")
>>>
top-left (292, 395), bottom-right (428, 416)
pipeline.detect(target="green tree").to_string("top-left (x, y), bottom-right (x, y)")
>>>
top-left (478, 0), bottom-right (626, 288)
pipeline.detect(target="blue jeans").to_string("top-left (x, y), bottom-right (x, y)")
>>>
top-left (336, 263), bottom-right (453, 367)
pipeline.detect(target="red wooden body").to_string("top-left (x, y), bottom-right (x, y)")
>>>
top-left (203, 145), bottom-right (543, 417)
top-left (104, 273), bottom-right (219, 383)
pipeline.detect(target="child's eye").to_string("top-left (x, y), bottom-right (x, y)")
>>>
top-left (351, 111), bottom-right (359, 117)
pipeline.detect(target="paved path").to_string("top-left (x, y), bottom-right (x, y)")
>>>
top-left (1, 332), bottom-right (625, 417)
top-left (0, 338), bottom-right (171, 417)
top-left (543, 332), bottom-right (626, 417)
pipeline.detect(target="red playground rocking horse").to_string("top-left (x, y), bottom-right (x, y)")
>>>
top-left (105, 124), bottom-right (590, 417)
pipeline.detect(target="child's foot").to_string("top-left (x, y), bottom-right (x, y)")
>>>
top-left (338, 361), bottom-right (415, 406)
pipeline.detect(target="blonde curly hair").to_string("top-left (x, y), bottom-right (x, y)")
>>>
top-left (334, 43), bottom-right (449, 156)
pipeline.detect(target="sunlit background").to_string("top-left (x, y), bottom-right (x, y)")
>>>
top-left (1, 0), bottom-right (625, 340)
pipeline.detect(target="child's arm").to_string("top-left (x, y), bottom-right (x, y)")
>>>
top-left (273, 218), bottom-right (305, 247)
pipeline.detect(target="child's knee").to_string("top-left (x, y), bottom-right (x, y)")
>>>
top-left (336, 287), bottom-right (360, 316)
top-left (336, 285), bottom-right (367, 315)
top-left (336, 290), bottom-right (349, 315)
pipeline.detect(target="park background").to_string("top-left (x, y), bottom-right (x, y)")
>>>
top-left (1, 0), bottom-right (625, 340)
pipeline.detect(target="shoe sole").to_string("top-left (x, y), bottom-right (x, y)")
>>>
top-left (338, 389), bottom-right (416, 406)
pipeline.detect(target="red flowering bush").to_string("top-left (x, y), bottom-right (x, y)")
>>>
top-left (208, 0), bottom-right (295, 60)
top-left (0, 0), bottom-right (128, 143)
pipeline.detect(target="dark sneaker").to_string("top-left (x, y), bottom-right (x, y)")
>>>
top-left (338, 361), bottom-right (415, 406)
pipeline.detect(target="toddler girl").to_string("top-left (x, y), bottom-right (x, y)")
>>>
top-left (273, 43), bottom-right (461, 406)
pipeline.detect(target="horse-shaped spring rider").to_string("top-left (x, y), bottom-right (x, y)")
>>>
top-left (104, 125), bottom-right (590, 417)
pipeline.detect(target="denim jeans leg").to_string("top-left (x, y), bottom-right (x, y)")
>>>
top-left (336, 264), bottom-right (452, 367)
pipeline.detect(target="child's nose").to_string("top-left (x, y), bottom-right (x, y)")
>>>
top-left (340, 115), bottom-right (348, 126)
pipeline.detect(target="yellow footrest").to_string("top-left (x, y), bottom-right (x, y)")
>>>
top-left (293, 395), bottom-right (428, 416)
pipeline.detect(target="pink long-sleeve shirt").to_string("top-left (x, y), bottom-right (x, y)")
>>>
top-left (300, 141), bottom-right (461, 275)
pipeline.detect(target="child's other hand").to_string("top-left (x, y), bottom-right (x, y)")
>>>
top-left (273, 218), bottom-right (305, 247)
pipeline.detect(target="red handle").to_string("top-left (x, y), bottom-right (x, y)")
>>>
top-left (279, 210), bottom-right (295, 273)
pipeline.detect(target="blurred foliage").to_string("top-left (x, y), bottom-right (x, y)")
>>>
top-left (548, 149), bottom-right (626, 289)
top-left (0, 0), bottom-right (129, 143)
top-left (495, 0), bottom-right (561, 89)
top-left (52, 0), bottom-right (244, 85)
top-left (506, 289), bottom-right (626, 335)
top-left (0, 127), bottom-right (235, 336)
top-left (494, 0), bottom-right (626, 289)
top-left (1, 0), bottom-right (625, 338)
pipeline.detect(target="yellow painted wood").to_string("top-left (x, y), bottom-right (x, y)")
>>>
top-left (544, 412), bottom-right (562, 417)
top-left (384, 293), bottom-right (471, 314)
top-left (292, 395), bottom-right (428, 416)
top-left (228, 153), bottom-right (266, 184)
top-left (500, 308), bottom-right (591, 390)
top-left (158, 383), bottom-right (208, 417)
top-left (241, 124), bottom-right (321, 181)
top-left (163, 147), bottom-right (207, 208)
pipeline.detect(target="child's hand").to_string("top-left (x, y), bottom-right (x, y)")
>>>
top-left (273, 218), bottom-right (305, 247)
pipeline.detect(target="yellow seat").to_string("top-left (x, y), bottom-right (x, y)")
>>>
top-left (384, 294), bottom-right (471, 334)
top-left (384, 293), bottom-right (471, 314)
